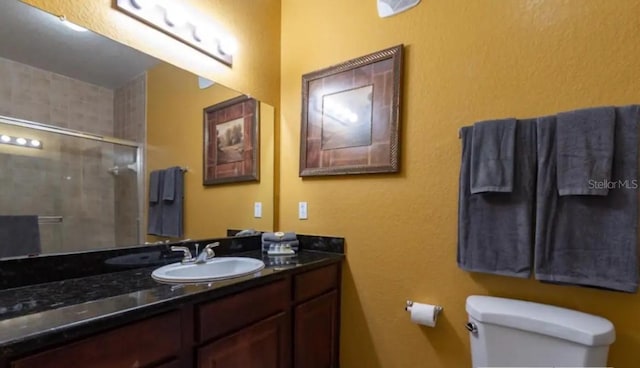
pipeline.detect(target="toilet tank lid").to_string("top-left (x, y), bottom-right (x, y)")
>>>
top-left (466, 296), bottom-right (615, 346)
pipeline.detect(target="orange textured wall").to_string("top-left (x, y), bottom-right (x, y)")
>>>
top-left (280, 0), bottom-right (640, 367)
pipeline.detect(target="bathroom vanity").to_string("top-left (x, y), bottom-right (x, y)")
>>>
top-left (0, 243), bottom-right (343, 368)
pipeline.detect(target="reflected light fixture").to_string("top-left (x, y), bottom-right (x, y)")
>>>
top-left (59, 15), bottom-right (88, 32)
top-left (0, 134), bottom-right (43, 150)
top-left (115, 0), bottom-right (236, 67)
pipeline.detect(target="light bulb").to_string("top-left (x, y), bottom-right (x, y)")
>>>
top-left (193, 25), bottom-right (205, 42)
top-left (130, 0), bottom-right (151, 10)
top-left (30, 139), bottom-right (41, 147)
top-left (59, 16), bottom-right (88, 32)
top-left (0, 135), bottom-right (10, 143)
top-left (218, 35), bottom-right (238, 55)
top-left (15, 137), bottom-right (27, 145)
top-left (163, 5), bottom-right (187, 27)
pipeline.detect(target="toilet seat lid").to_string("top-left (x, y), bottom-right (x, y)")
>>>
top-left (466, 295), bottom-right (615, 346)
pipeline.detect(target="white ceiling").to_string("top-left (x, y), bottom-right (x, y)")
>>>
top-left (0, 0), bottom-right (160, 89)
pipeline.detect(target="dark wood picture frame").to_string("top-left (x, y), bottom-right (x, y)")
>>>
top-left (299, 44), bottom-right (403, 176)
top-left (203, 96), bottom-right (259, 185)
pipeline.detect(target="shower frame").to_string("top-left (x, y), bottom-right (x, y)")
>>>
top-left (0, 114), bottom-right (145, 246)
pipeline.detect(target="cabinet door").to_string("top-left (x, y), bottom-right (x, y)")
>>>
top-left (198, 312), bottom-right (290, 368)
top-left (11, 311), bottom-right (181, 368)
top-left (294, 290), bottom-right (338, 368)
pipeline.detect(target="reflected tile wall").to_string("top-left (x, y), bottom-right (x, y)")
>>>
top-left (0, 57), bottom-right (130, 253)
top-left (114, 73), bottom-right (146, 142)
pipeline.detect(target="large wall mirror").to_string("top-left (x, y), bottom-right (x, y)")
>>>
top-left (0, 1), bottom-right (275, 259)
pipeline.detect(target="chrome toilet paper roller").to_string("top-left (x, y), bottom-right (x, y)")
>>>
top-left (405, 300), bottom-right (443, 327)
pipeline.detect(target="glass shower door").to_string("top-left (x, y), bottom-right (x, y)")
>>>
top-left (0, 118), bottom-right (142, 256)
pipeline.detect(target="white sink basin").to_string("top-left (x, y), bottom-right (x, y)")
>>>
top-left (151, 257), bottom-right (265, 283)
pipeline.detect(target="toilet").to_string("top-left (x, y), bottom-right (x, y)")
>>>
top-left (466, 295), bottom-right (615, 367)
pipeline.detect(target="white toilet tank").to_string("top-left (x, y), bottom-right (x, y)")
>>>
top-left (466, 295), bottom-right (615, 368)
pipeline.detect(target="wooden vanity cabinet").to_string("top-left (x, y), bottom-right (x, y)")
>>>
top-left (7, 261), bottom-right (342, 368)
top-left (293, 264), bottom-right (340, 368)
top-left (196, 279), bottom-right (291, 368)
top-left (196, 263), bottom-right (341, 368)
top-left (10, 311), bottom-right (181, 368)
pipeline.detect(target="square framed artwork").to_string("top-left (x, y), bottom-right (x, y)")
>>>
top-left (203, 96), bottom-right (259, 185)
top-left (299, 44), bottom-right (403, 176)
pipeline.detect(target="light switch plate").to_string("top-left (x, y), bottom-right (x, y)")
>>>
top-left (298, 202), bottom-right (308, 220)
top-left (254, 202), bottom-right (262, 218)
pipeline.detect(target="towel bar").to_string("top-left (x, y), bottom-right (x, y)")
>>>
top-left (38, 216), bottom-right (63, 224)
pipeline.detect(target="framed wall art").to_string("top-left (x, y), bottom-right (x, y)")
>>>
top-left (203, 95), bottom-right (259, 185)
top-left (299, 44), bottom-right (403, 176)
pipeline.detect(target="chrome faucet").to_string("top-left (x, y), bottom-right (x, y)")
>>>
top-left (171, 242), bottom-right (221, 264)
top-left (195, 242), bottom-right (221, 264)
top-left (170, 245), bottom-right (194, 264)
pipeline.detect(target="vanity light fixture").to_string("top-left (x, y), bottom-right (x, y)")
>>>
top-left (115, 0), bottom-right (236, 67)
top-left (130, 0), bottom-right (151, 10)
top-left (59, 15), bottom-right (88, 32)
top-left (0, 134), bottom-right (43, 150)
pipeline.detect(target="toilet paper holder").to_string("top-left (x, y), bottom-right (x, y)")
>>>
top-left (405, 300), bottom-right (443, 315)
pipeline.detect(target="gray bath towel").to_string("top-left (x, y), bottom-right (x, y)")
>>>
top-left (0, 215), bottom-right (41, 258)
top-left (147, 170), bottom-right (164, 236)
top-left (149, 170), bottom-right (161, 204)
top-left (470, 118), bottom-right (517, 193)
top-left (458, 119), bottom-right (536, 278)
top-left (161, 167), bottom-right (184, 238)
top-left (556, 107), bottom-right (615, 196)
top-left (535, 106), bottom-right (639, 292)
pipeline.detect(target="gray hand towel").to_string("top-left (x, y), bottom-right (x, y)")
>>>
top-left (458, 119), bottom-right (536, 278)
top-left (162, 166), bottom-right (180, 201)
top-left (147, 170), bottom-right (164, 236)
top-left (535, 106), bottom-right (639, 293)
top-left (556, 107), bottom-right (615, 196)
top-left (161, 167), bottom-right (184, 238)
top-left (262, 232), bottom-right (297, 242)
top-left (470, 118), bottom-right (517, 193)
top-left (0, 215), bottom-right (41, 258)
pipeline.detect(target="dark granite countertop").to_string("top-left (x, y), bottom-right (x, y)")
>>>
top-left (0, 250), bottom-right (343, 358)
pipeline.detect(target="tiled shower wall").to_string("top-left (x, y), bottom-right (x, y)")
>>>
top-left (0, 57), bottom-right (114, 135)
top-left (113, 73), bottom-right (146, 246)
top-left (0, 57), bottom-right (145, 253)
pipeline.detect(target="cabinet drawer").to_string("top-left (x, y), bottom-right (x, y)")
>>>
top-left (294, 264), bottom-right (338, 302)
top-left (197, 279), bottom-right (289, 342)
top-left (11, 311), bottom-right (181, 368)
